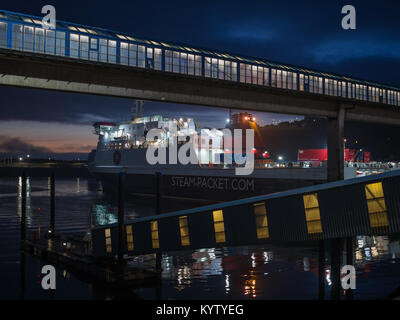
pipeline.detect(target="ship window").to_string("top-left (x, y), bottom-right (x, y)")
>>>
top-left (364, 182), bottom-right (389, 228)
top-left (212, 210), bottom-right (226, 243)
top-left (126, 225), bottom-right (134, 251)
top-left (105, 228), bottom-right (112, 253)
top-left (150, 220), bottom-right (160, 249)
top-left (253, 202), bottom-right (269, 239)
top-left (179, 216), bottom-right (190, 246)
top-left (303, 193), bottom-right (322, 234)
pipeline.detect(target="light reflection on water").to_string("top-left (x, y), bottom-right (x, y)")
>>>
top-left (0, 177), bottom-right (399, 300)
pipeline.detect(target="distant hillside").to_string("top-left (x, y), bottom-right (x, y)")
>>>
top-left (259, 117), bottom-right (400, 162)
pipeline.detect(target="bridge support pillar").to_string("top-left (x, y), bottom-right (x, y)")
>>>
top-left (20, 172), bottom-right (26, 243)
top-left (117, 172), bottom-right (125, 267)
top-left (49, 172), bottom-right (55, 237)
top-left (327, 105), bottom-right (346, 182)
top-left (345, 237), bottom-right (354, 300)
top-left (318, 240), bottom-right (325, 300)
top-left (330, 238), bottom-right (343, 300)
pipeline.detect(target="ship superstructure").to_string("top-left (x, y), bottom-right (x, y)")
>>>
top-left (90, 113), bottom-right (328, 200)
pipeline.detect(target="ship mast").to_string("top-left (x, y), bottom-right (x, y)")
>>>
top-left (131, 100), bottom-right (144, 120)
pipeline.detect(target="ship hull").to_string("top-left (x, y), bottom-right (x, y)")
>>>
top-left (93, 171), bottom-right (325, 202)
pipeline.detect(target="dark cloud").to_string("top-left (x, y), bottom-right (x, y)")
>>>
top-left (0, 135), bottom-right (52, 156)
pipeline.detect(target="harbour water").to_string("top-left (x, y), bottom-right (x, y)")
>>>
top-left (0, 177), bottom-right (399, 300)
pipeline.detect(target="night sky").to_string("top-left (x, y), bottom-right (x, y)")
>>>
top-left (1, 0), bottom-right (399, 158)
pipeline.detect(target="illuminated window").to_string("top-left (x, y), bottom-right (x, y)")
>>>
top-left (212, 210), bottom-right (226, 243)
top-left (105, 228), bottom-right (112, 253)
top-left (303, 193), bottom-right (323, 234)
top-left (179, 216), bottom-right (190, 246)
top-left (150, 220), bottom-right (159, 249)
top-left (253, 202), bottom-right (269, 239)
top-left (126, 225), bottom-right (134, 251)
top-left (364, 182), bottom-right (389, 228)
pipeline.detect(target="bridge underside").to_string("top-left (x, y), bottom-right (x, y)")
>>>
top-left (1, 49), bottom-right (400, 125)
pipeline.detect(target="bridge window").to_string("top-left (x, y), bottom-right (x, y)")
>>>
top-left (309, 76), bottom-right (323, 94)
top-left (328, 79), bottom-right (339, 96)
top-left (340, 81), bottom-right (347, 98)
top-left (108, 40), bottom-right (116, 63)
top-left (126, 225), bottom-right (134, 251)
top-left (205, 58), bottom-right (236, 81)
top-left (253, 202), bottom-right (269, 239)
top-left (287, 71), bottom-right (296, 90)
top-left (34, 28), bottom-right (45, 53)
top-left (179, 216), bottom-right (190, 246)
top-left (299, 74), bottom-right (304, 91)
top-left (90, 38), bottom-right (97, 50)
top-left (89, 38), bottom-right (98, 60)
top-left (45, 30), bottom-right (55, 55)
top-left (105, 228), bottom-right (112, 253)
top-left (138, 45), bottom-right (145, 68)
top-left (271, 69), bottom-right (277, 87)
top-left (99, 38), bottom-right (107, 62)
top-left (167, 50), bottom-right (202, 76)
top-left (120, 42), bottom-right (128, 65)
top-left (0, 22), bottom-right (7, 48)
top-left (70, 33), bottom-right (79, 58)
top-left (245, 64), bottom-right (251, 83)
top-left (188, 54), bottom-right (195, 74)
top-left (241, 63), bottom-right (265, 85)
top-left (219, 59), bottom-right (225, 80)
top-left (205, 57), bottom-right (212, 77)
top-left (364, 182), bottom-right (389, 228)
top-left (23, 26), bottom-right (34, 52)
top-left (80, 35), bottom-right (89, 60)
top-left (173, 51), bottom-right (180, 73)
top-left (55, 31), bottom-right (65, 56)
top-left (154, 48), bottom-right (162, 70)
top-left (303, 193), bottom-right (323, 234)
top-left (180, 52), bottom-right (188, 73)
top-left (212, 210), bottom-right (226, 243)
top-left (195, 55), bottom-right (202, 76)
top-left (165, 50), bottom-right (172, 71)
top-left (150, 220), bottom-right (160, 249)
top-left (129, 43), bottom-right (137, 66)
top-left (212, 58), bottom-right (218, 78)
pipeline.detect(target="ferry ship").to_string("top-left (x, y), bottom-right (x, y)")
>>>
top-left (89, 110), bottom-right (328, 201)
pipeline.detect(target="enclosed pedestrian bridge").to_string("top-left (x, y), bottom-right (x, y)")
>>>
top-left (1, 10), bottom-right (400, 124)
top-left (92, 169), bottom-right (400, 257)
